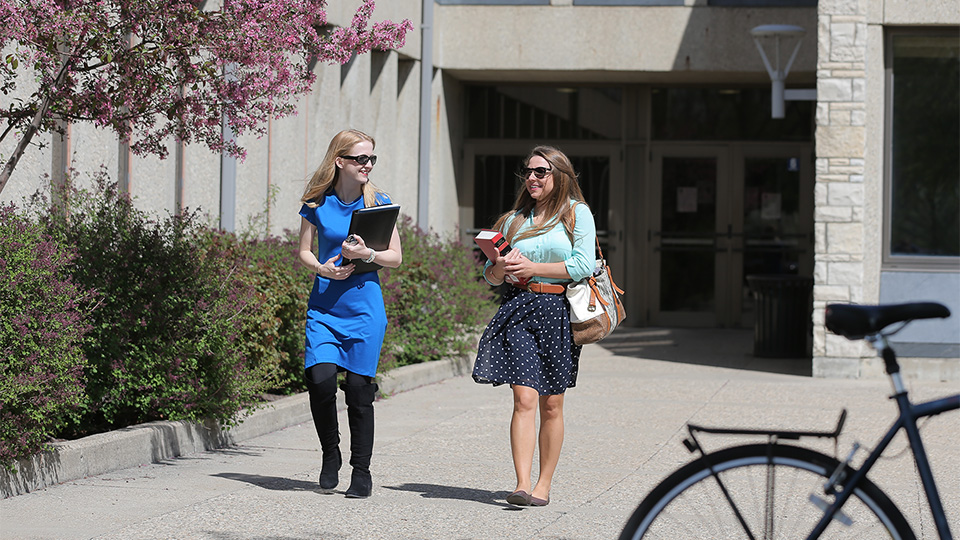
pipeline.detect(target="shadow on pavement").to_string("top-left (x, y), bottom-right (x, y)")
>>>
top-left (382, 483), bottom-right (519, 509)
top-left (597, 327), bottom-right (813, 377)
top-left (203, 533), bottom-right (319, 540)
top-left (208, 447), bottom-right (267, 457)
top-left (212, 472), bottom-right (319, 492)
top-left (204, 531), bottom-right (326, 540)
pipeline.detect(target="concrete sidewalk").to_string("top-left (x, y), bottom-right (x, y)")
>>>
top-left (1, 328), bottom-right (957, 539)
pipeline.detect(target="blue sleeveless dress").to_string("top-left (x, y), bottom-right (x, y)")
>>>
top-left (299, 192), bottom-right (390, 378)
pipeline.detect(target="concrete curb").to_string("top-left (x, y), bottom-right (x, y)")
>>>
top-left (1, 353), bottom-right (474, 498)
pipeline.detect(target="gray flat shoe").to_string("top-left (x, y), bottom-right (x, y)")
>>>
top-left (530, 495), bottom-right (549, 506)
top-left (506, 490), bottom-right (532, 506)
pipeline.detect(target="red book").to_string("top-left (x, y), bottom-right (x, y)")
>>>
top-left (474, 230), bottom-right (526, 285)
top-left (474, 229), bottom-right (512, 261)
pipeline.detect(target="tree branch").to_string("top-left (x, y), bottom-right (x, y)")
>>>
top-left (0, 51), bottom-right (73, 194)
top-left (0, 108), bottom-right (37, 143)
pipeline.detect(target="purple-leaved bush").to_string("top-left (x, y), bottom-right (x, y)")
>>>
top-left (1, 176), bottom-right (496, 463)
top-left (0, 204), bottom-right (92, 469)
top-left (33, 172), bottom-right (277, 435)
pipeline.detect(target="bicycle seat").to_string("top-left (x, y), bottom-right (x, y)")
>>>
top-left (826, 302), bottom-right (951, 340)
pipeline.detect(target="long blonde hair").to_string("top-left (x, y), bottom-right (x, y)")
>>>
top-left (301, 129), bottom-right (387, 207)
top-left (494, 145), bottom-right (586, 244)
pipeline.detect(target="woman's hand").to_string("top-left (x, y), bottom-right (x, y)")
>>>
top-left (318, 254), bottom-right (354, 280)
top-left (503, 249), bottom-right (535, 281)
top-left (341, 234), bottom-right (373, 262)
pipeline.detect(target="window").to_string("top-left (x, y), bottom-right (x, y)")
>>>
top-left (436, 0), bottom-right (548, 4)
top-left (465, 85), bottom-right (622, 140)
top-left (707, 0), bottom-right (816, 5)
top-left (885, 31), bottom-right (960, 264)
top-left (574, 0), bottom-right (683, 5)
top-left (651, 87), bottom-right (814, 141)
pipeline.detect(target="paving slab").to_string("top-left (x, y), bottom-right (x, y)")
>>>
top-left (1, 328), bottom-right (957, 539)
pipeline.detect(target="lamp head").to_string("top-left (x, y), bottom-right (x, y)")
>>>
top-left (751, 24), bottom-right (807, 39)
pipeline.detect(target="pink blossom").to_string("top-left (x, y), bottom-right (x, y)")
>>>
top-left (0, 0), bottom-right (412, 187)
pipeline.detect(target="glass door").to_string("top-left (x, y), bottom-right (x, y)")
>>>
top-left (733, 147), bottom-right (814, 327)
top-left (650, 147), bottom-right (731, 327)
top-left (649, 145), bottom-right (813, 328)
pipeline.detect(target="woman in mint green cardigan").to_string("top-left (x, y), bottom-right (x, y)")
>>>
top-left (473, 145), bottom-right (597, 507)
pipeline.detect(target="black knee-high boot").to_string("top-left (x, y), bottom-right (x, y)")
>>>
top-left (342, 380), bottom-right (378, 498)
top-left (306, 370), bottom-right (341, 493)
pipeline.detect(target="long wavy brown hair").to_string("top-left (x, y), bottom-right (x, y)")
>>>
top-left (494, 145), bottom-right (586, 244)
top-left (301, 129), bottom-right (386, 208)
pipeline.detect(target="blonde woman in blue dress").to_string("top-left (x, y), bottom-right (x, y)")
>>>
top-left (473, 145), bottom-right (597, 507)
top-left (297, 129), bottom-right (402, 498)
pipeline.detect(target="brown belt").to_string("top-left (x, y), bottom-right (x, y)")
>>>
top-left (513, 281), bottom-right (568, 295)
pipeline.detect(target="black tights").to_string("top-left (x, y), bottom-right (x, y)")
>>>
top-left (305, 363), bottom-right (372, 387)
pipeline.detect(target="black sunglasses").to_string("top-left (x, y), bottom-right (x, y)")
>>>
top-left (521, 167), bottom-right (552, 179)
top-left (342, 154), bottom-right (377, 166)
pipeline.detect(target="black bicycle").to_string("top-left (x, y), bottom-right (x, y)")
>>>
top-left (619, 301), bottom-right (956, 540)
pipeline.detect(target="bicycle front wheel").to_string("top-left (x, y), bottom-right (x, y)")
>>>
top-left (619, 443), bottom-right (914, 540)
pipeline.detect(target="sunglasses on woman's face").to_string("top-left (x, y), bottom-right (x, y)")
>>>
top-left (521, 167), bottom-right (552, 179)
top-left (342, 154), bottom-right (377, 166)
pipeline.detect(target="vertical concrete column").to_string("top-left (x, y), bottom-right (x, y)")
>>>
top-left (812, 0), bottom-right (869, 377)
top-left (51, 121), bottom-right (71, 207)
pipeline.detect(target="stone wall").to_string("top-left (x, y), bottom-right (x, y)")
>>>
top-left (813, 0), bottom-right (959, 380)
top-left (812, 0), bottom-right (869, 377)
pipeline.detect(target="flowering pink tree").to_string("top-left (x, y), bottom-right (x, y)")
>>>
top-left (0, 0), bottom-right (413, 193)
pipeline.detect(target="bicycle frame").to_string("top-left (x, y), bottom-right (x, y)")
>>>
top-left (647, 305), bottom-right (958, 540)
top-left (808, 342), bottom-right (959, 540)
top-left (807, 392), bottom-right (959, 538)
top-left (684, 337), bottom-right (958, 540)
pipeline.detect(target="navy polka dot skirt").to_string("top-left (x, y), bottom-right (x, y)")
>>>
top-left (473, 286), bottom-right (582, 396)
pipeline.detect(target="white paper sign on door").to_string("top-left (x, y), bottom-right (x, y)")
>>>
top-left (761, 192), bottom-right (782, 220)
top-left (677, 187), bottom-right (697, 213)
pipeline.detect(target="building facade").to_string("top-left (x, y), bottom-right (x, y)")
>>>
top-left (2, 0), bottom-right (957, 379)
top-left (813, 0), bottom-right (958, 378)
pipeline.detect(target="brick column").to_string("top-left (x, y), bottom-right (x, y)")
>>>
top-left (812, 1), bottom-right (869, 377)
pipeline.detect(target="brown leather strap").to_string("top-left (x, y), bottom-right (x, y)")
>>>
top-left (571, 201), bottom-right (605, 260)
top-left (513, 281), bottom-right (567, 295)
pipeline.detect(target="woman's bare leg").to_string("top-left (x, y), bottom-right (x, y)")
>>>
top-left (532, 393), bottom-right (564, 500)
top-left (510, 384), bottom-right (540, 493)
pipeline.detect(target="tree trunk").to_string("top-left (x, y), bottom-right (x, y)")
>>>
top-left (0, 53), bottom-right (73, 195)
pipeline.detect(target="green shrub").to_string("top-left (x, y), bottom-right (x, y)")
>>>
top-left (379, 216), bottom-right (497, 370)
top-left (0, 205), bottom-right (91, 467)
top-left (2, 172), bottom-right (496, 464)
top-left (227, 214), bottom-right (499, 391)
top-left (34, 173), bottom-right (276, 434)
top-left (227, 232), bottom-right (310, 395)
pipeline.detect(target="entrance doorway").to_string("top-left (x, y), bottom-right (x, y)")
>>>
top-left (459, 84), bottom-right (815, 330)
top-left (649, 143), bottom-right (813, 328)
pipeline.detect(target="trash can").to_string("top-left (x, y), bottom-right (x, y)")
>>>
top-left (746, 275), bottom-right (813, 358)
